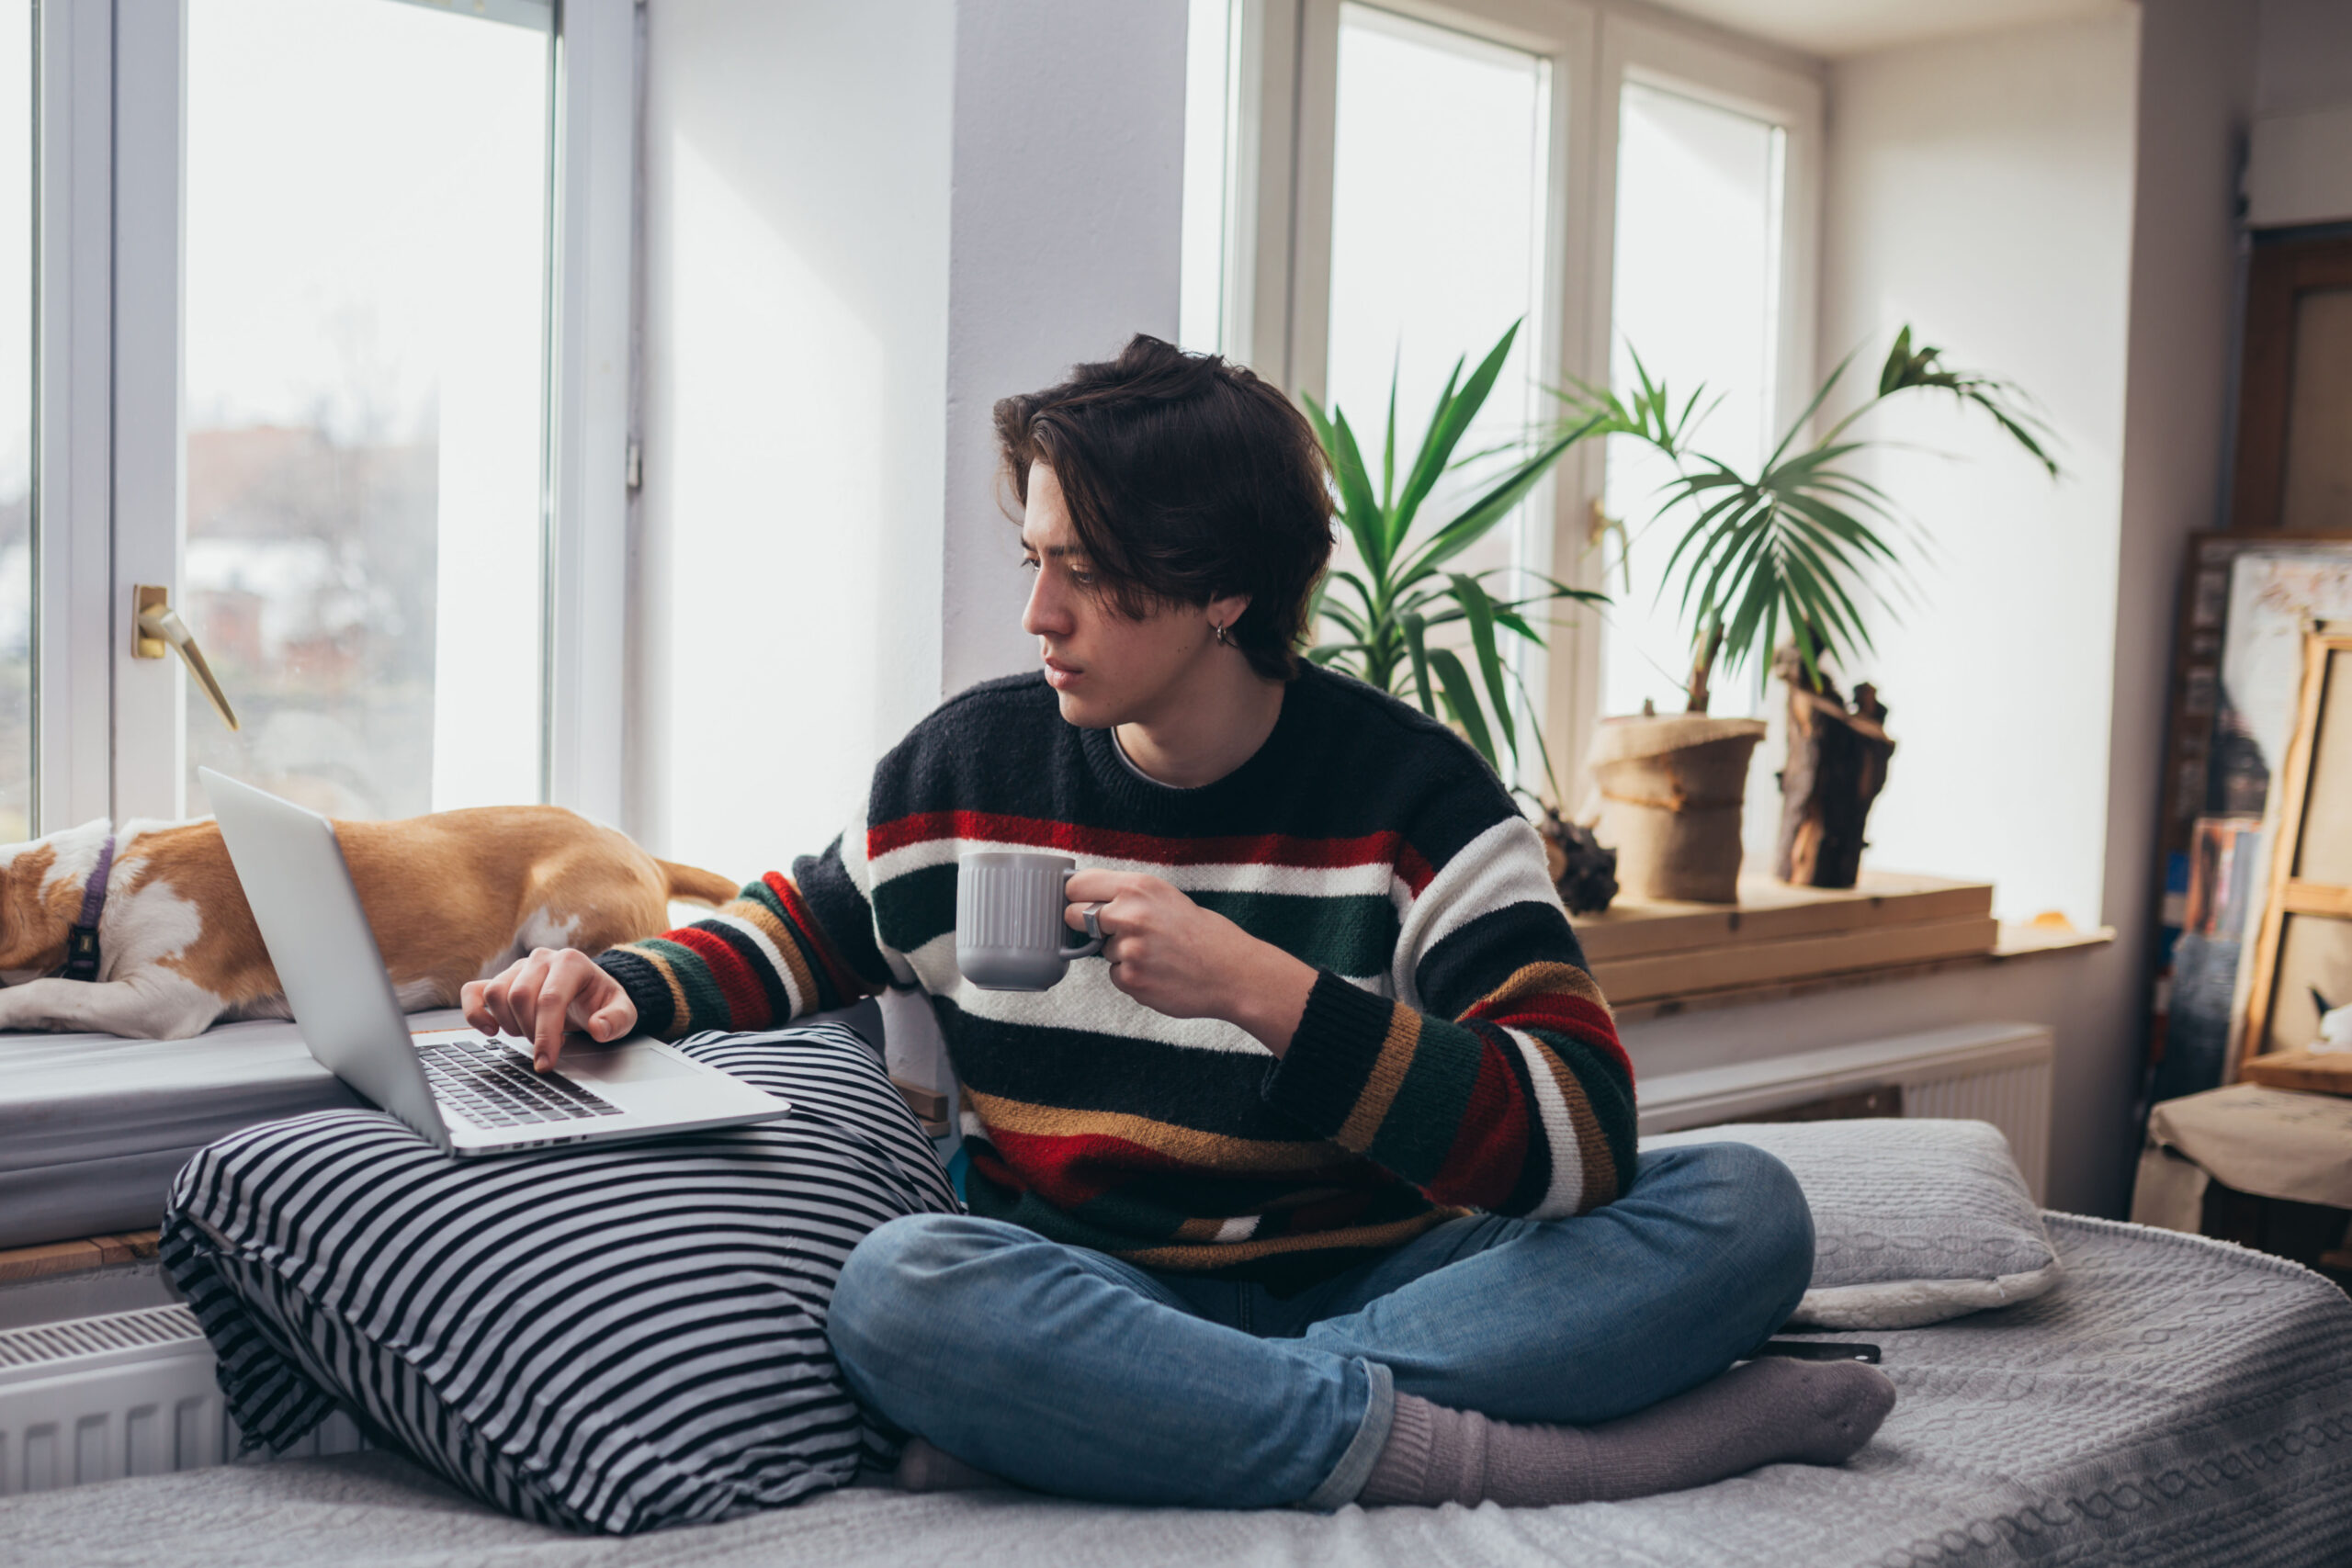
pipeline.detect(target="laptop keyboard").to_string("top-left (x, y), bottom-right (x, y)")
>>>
top-left (418, 1037), bottom-right (625, 1126)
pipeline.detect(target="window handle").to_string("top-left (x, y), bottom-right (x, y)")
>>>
top-left (132, 584), bottom-right (241, 733)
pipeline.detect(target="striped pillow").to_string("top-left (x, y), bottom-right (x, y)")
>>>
top-left (159, 1023), bottom-right (959, 1534)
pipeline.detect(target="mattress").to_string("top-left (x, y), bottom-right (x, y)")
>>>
top-left (0, 1001), bottom-right (888, 1250)
top-left (0, 1018), bottom-right (369, 1249)
top-left (4, 1213), bottom-right (2346, 1566)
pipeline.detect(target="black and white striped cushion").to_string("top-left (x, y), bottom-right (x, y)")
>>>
top-left (159, 1024), bottom-right (959, 1534)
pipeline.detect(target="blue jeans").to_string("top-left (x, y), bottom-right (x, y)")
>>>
top-left (826, 1141), bottom-right (1813, 1509)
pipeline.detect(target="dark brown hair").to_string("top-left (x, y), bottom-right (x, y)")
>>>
top-left (993, 334), bottom-right (1335, 681)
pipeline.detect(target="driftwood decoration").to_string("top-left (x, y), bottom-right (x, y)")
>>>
top-left (1775, 648), bottom-right (1896, 889)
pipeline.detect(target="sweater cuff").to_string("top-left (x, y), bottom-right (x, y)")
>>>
top-left (595, 947), bottom-right (677, 1039)
top-left (1261, 968), bottom-right (1406, 1142)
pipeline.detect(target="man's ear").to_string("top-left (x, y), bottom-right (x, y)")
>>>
top-left (1207, 592), bottom-right (1251, 632)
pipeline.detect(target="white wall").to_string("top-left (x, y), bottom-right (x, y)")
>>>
top-left (2256, 0), bottom-right (2352, 117)
top-left (2243, 0), bottom-right (2352, 229)
top-left (1810, 13), bottom-right (2137, 929)
top-left (1625, 0), bottom-right (2260, 1221)
top-left (636, 1), bottom-right (1186, 882)
top-left (940, 0), bottom-right (1190, 694)
top-left (635, 1), bottom-right (955, 882)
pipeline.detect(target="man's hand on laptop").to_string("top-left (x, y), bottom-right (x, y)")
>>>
top-left (462, 949), bottom-right (639, 1072)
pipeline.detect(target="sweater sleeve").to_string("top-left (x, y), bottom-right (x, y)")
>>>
top-left (1260, 797), bottom-right (1637, 1218)
top-left (595, 828), bottom-right (893, 1040)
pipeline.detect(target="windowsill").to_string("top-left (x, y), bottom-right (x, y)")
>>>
top-left (0, 1230), bottom-right (157, 1288)
top-left (1609, 920), bottom-right (2113, 1023)
top-left (1575, 871), bottom-right (2114, 1023)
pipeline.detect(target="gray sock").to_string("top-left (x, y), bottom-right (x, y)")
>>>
top-left (1358, 1357), bottom-right (1896, 1508)
top-left (894, 1438), bottom-right (1012, 1493)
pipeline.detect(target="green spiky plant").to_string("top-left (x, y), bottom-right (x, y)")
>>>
top-left (1301, 321), bottom-right (1609, 788)
top-left (1563, 327), bottom-right (2060, 713)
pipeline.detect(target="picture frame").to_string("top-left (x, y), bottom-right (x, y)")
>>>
top-left (2146, 534), bottom-right (2352, 1102)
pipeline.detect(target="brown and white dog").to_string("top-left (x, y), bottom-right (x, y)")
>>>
top-left (0, 809), bottom-right (738, 1040)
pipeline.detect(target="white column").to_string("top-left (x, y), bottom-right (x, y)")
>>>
top-left (940, 0), bottom-right (1191, 695)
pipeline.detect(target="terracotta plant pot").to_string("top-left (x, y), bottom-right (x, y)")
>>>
top-left (1589, 714), bottom-right (1768, 904)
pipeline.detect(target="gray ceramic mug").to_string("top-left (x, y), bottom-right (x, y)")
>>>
top-left (956, 852), bottom-right (1105, 990)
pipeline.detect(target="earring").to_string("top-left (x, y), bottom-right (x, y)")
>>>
top-left (1212, 621), bottom-right (1233, 647)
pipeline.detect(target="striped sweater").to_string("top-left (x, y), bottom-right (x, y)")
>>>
top-left (600, 665), bottom-right (1636, 1289)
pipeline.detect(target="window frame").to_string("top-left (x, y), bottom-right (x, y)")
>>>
top-left (1217, 0), bottom-right (1823, 796)
top-left (1577, 14), bottom-right (1822, 777)
top-left (32, 0), bottom-right (636, 831)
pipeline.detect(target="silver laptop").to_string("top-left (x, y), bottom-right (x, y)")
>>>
top-left (201, 768), bottom-right (790, 1156)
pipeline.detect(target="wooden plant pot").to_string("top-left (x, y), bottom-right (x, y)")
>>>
top-left (1590, 715), bottom-right (1768, 904)
top-left (1775, 680), bottom-right (1896, 889)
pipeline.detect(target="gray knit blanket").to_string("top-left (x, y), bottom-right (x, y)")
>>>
top-left (6, 1213), bottom-right (2347, 1566)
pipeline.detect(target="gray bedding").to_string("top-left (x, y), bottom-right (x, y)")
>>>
top-left (6, 1213), bottom-right (2348, 1566)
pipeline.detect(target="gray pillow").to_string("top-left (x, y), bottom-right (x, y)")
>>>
top-left (1640, 1118), bottom-right (2062, 1329)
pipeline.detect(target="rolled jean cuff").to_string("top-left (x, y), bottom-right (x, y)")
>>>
top-left (1299, 1359), bottom-right (1394, 1511)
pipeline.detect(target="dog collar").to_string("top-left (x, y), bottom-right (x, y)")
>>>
top-left (61, 832), bottom-right (115, 982)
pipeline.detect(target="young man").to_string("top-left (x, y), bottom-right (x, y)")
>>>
top-left (464, 336), bottom-right (1894, 1511)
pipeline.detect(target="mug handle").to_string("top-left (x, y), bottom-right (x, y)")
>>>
top-left (1060, 866), bottom-right (1105, 959)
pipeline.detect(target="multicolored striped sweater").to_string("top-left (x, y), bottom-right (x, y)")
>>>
top-left (599, 665), bottom-right (1636, 1289)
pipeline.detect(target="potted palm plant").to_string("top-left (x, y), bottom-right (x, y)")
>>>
top-left (1563, 327), bottom-right (2059, 897)
top-left (1300, 321), bottom-right (1608, 794)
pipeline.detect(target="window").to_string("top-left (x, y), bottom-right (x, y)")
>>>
top-left (1324, 5), bottom-right (1553, 760)
top-left (0, 2), bottom-right (26, 842)
top-left (1180, 0), bottom-right (1238, 355)
top-left (1204, 2), bottom-right (1821, 792)
top-left (182, 0), bottom-right (553, 818)
top-left (28, 0), bottom-right (629, 832)
top-left (1601, 79), bottom-right (1788, 720)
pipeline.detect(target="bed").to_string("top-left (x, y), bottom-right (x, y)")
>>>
top-left (5, 1210), bottom-right (2346, 1567)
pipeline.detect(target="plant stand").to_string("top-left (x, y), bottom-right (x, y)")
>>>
top-left (1776, 681), bottom-right (1895, 888)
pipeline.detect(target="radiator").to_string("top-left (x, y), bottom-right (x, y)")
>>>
top-left (1635, 1021), bottom-right (2056, 1203)
top-left (0, 1303), bottom-right (363, 1495)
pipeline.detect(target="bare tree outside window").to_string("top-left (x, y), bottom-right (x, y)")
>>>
top-left (183, 0), bottom-right (551, 820)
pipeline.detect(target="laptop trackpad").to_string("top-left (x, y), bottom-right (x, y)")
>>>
top-left (558, 1038), bottom-right (701, 1084)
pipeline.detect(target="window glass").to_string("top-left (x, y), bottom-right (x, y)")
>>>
top-left (183, 0), bottom-right (552, 819)
top-left (0, 3), bottom-right (28, 841)
top-left (1602, 79), bottom-right (1785, 719)
top-left (1180, 0), bottom-right (1235, 355)
top-left (1324, 4), bottom-right (1549, 722)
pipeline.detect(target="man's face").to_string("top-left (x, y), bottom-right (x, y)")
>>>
top-left (1019, 462), bottom-right (1216, 728)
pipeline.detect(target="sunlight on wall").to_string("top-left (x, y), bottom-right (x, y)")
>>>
top-left (1819, 16), bottom-right (2135, 926)
top-left (656, 138), bottom-right (888, 883)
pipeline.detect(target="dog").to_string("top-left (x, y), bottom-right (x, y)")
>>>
top-left (0, 808), bottom-right (739, 1040)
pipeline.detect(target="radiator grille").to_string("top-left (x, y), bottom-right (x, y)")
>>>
top-left (1904, 1057), bottom-right (2052, 1202)
top-left (0, 1303), bottom-right (364, 1495)
top-left (1637, 1021), bottom-right (2056, 1203)
top-left (0, 1304), bottom-right (204, 1375)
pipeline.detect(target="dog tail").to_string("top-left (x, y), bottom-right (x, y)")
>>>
top-left (658, 859), bottom-right (742, 907)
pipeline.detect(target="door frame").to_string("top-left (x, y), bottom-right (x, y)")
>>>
top-left (2229, 232), bottom-right (2352, 535)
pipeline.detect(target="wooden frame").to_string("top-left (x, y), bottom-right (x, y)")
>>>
top-left (2239, 628), bottom-right (2352, 1091)
top-left (2144, 535), bottom-right (2352, 1085)
top-left (2228, 233), bottom-right (2352, 534)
